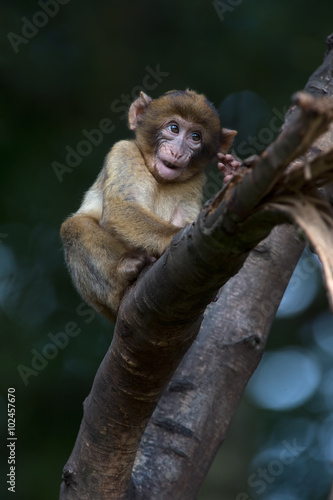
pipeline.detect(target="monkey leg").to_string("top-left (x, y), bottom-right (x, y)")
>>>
top-left (60, 215), bottom-right (149, 322)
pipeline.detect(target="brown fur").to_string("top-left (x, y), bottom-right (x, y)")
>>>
top-left (61, 90), bottom-right (236, 322)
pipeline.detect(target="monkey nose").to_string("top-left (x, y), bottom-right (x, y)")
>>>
top-left (172, 151), bottom-right (183, 160)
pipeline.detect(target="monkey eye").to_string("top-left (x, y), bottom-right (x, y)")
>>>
top-left (168, 124), bottom-right (179, 134)
top-left (191, 132), bottom-right (201, 142)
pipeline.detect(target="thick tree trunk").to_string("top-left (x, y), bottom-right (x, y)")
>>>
top-left (131, 224), bottom-right (304, 499)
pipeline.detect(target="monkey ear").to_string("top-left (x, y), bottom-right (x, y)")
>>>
top-left (128, 92), bottom-right (153, 130)
top-left (218, 128), bottom-right (238, 153)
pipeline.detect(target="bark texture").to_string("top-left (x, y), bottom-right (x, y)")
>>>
top-left (131, 225), bottom-right (304, 499)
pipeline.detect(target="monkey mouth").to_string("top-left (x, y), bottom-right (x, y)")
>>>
top-left (163, 161), bottom-right (178, 170)
top-left (155, 157), bottom-right (184, 181)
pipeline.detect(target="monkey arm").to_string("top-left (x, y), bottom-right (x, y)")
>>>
top-left (100, 197), bottom-right (181, 256)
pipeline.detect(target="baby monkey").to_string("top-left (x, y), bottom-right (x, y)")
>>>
top-left (61, 89), bottom-right (240, 322)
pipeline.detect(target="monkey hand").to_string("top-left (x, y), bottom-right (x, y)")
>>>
top-left (217, 153), bottom-right (242, 184)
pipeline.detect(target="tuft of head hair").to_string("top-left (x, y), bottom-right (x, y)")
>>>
top-left (135, 89), bottom-right (222, 161)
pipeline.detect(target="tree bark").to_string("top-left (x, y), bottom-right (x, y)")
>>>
top-left (131, 224), bottom-right (304, 499)
top-left (59, 34), bottom-right (333, 500)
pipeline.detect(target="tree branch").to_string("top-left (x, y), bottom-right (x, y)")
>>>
top-left (131, 224), bottom-right (304, 499)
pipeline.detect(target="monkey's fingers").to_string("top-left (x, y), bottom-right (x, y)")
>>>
top-left (217, 153), bottom-right (241, 184)
top-left (218, 164), bottom-right (234, 184)
top-left (222, 174), bottom-right (236, 184)
top-left (217, 153), bottom-right (241, 168)
top-left (217, 161), bottom-right (240, 173)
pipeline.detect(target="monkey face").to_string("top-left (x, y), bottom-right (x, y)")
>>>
top-left (129, 89), bottom-right (223, 183)
top-left (153, 116), bottom-right (204, 181)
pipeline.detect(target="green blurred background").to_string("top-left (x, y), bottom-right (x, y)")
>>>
top-left (1, 1), bottom-right (333, 499)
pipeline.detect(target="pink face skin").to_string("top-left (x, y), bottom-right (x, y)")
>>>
top-left (153, 116), bottom-right (203, 181)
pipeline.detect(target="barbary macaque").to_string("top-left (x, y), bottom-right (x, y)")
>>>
top-left (60, 89), bottom-right (240, 322)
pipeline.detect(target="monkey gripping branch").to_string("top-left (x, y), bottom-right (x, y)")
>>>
top-left (59, 49), bottom-right (333, 500)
